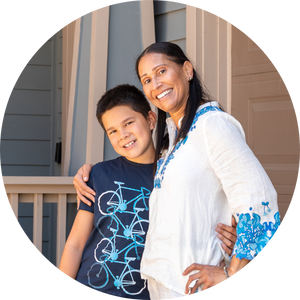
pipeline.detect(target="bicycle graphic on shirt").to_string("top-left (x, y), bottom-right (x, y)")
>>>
top-left (98, 181), bottom-right (150, 215)
top-left (88, 253), bottom-right (146, 295)
top-left (87, 181), bottom-right (150, 295)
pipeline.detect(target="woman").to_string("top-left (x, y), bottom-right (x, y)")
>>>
top-left (74, 42), bottom-right (280, 298)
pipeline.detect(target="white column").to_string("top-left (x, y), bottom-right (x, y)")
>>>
top-left (186, 6), bottom-right (232, 113)
top-left (86, 7), bottom-right (109, 164)
top-left (62, 18), bottom-right (81, 175)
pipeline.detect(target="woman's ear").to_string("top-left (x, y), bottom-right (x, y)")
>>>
top-left (183, 60), bottom-right (194, 81)
top-left (148, 111), bottom-right (157, 130)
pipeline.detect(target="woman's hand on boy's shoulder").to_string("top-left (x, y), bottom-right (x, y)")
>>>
top-left (215, 216), bottom-right (237, 255)
top-left (73, 164), bottom-right (95, 209)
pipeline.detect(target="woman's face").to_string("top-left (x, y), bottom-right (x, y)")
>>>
top-left (138, 53), bottom-right (193, 124)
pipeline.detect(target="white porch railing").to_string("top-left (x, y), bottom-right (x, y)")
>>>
top-left (4, 176), bottom-right (77, 267)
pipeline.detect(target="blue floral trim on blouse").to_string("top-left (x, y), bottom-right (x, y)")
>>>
top-left (154, 105), bottom-right (222, 189)
top-left (232, 205), bottom-right (281, 260)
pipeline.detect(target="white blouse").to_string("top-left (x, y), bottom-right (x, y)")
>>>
top-left (140, 102), bottom-right (280, 295)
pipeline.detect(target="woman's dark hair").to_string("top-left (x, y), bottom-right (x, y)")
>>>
top-left (96, 84), bottom-right (152, 131)
top-left (135, 42), bottom-right (214, 170)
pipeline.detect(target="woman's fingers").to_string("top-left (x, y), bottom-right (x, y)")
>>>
top-left (82, 164), bottom-right (93, 182)
top-left (189, 278), bottom-right (212, 293)
top-left (184, 265), bottom-right (226, 293)
top-left (73, 164), bottom-right (96, 203)
top-left (183, 264), bottom-right (203, 294)
top-left (76, 192), bottom-right (93, 209)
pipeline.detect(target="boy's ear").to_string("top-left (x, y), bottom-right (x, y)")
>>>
top-left (147, 111), bottom-right (157, 130)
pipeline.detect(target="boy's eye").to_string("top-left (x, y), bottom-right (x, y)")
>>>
top-left (143, 79), bottom-right (150, 85)
top-left (108, 130), bottom-right (116, 135)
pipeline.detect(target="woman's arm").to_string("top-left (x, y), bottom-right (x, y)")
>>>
top-left (73, 164), bottom-right (95, 208)
top-left (183, 113), bottom-right (279, 293)
top-left (59, 210), bottom-right (94, 278)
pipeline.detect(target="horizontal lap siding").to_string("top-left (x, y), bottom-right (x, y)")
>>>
top-left (1, 34), bottom-right (60, 177)
top-left (2, 32), bottom-right (63, 265)
top-left (154, 1), bottom-right (186, 52)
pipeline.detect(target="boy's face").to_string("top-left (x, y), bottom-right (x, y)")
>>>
top-left (102, 105), bottom-right (156, 164)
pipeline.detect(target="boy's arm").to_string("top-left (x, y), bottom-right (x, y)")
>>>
top-left (59, 210), bottom-right (94, 278)
top-left (215, 216), bottom-right (237, 255)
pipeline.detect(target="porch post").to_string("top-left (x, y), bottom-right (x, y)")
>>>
top-left (85, 7), bottom-right (109, 165)
top-left (62, 18), bottom-right (81, 176)
top-left (186, 6), bottom-right (232, 113)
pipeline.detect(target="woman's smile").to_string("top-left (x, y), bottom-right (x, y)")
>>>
top-left (156, 88), bottom-right (173, 100)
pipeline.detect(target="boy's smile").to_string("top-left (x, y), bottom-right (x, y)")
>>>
top-left (102, 105), bottom-right (156, 164)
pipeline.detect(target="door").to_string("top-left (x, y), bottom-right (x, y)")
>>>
top-left (231, 26), bottom-right (299, 219)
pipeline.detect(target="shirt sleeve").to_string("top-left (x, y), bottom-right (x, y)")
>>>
top-left (202, 112), bottom-right (281, 260)
top-left (78, 176), bottom-right (95, 213)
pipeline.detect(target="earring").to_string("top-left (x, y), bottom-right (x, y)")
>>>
top-left (189, 77), bottom-right (193, 81)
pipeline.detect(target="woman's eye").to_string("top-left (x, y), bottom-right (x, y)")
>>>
top-left (159, 69), bottom-right (166, 75)
top-left (126, 121), bottom-right (133, 126)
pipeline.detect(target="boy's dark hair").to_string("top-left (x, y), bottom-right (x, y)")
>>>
top-left (96, 84), bottom-right (152, 131)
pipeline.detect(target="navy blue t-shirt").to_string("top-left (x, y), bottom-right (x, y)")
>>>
top-left (76, 156), bottom-right (153, 299)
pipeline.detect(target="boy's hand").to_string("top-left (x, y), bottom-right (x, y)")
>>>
top-left (73, 164), bottom-right (95, 209)
top-left (215, 216), bottom-right (237, 255)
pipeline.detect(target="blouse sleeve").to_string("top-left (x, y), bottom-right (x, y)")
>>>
top-left (202, 112), bottom-right (281, 260)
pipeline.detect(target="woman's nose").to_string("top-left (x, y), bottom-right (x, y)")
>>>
top-left (151, 78), bottom-right (162, 90)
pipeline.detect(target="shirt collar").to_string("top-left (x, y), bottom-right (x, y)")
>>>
top-left (164, 101), bottom-right (219, 151)
top-left (165, 101), bottom-right (219, 131)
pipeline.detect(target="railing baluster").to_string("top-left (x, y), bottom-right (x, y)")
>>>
top-left (8, 193), bottom-right (19, 218)
top-left (33, 193), bottom-right (43, 252)
top-left (4, 176), bottom-right (77, 265)
top-left (56, 193), bottom-right (67, 267)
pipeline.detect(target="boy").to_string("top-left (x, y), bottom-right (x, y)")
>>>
top-left (59, 84), bottom-right (155, 298)
top-left (59, 84), bottom-right (236, 299)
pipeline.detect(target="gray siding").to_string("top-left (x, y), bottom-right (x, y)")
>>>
top-left (104, 1), bottom-right (145, 161)
top-left (154, 1), bottom-right (186, 52)
top-left (1, 31), bottom-right (63, 265)
top-left (1, 31), bottom-right (62, 176)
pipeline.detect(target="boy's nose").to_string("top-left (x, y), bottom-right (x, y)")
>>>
top-left (119, 131), bottom-right (129, 141)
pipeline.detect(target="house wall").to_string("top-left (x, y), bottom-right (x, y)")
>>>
top-left (154, 1), bottom-right (186, 51)
top-left (1, 31), bottom-right (63, 264)
top-left (1, 32), bottom-right (62, 176)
